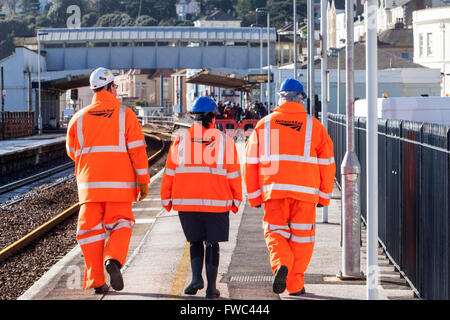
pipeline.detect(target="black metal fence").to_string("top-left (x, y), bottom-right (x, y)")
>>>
top-left (327, 113), bottom-right (450, 300)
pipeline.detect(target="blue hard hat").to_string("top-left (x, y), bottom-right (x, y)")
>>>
top-left (191, 96), bottom-right (218, 113)
top-left (279, 78), bottom-right (305, 94)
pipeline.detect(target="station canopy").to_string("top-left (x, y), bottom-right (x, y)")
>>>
top-left (186, 69), bottom-right (255, 92)
top-left (32, 73), bottom-right (90, 91)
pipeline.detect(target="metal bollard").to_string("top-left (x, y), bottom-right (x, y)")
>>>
top-left (339, 151), bottom-right (363, 279)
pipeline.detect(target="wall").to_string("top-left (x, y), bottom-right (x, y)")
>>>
top-left (413, 6), bottom-right (450, 95)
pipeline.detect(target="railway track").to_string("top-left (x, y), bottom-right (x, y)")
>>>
top-left (0, 132), bottom-right (167, 264)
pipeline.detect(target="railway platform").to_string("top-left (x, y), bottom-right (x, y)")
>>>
top-left (0, 132), bottom-right (66, 156)
top-left (17, 141), bottom-right (416, 303)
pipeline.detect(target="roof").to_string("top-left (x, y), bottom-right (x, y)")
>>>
top-left (378, 27), bottom-right (413, 47)
top-left (197, 10), bottom-right (239, 22)
top-left (32, 73), bottom-right (90, 91)
top-left (186, 69), bottom-right (254, 92)
top-left (304, 42), bottom-right (425, 70)
top-left (38, 26), bottom-right (277, 43)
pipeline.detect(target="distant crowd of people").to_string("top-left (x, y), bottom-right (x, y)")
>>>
top-left (215, 100), bottom-right (273, 122)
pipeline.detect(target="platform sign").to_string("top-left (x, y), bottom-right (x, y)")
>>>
top-left (248, 74), bottom-right (273, 83)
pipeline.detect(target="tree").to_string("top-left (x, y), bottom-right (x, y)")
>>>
top-left (198, 0), bottom-right (238, 15)
top-left (95, 13), bottom-right (134, 27)
top-left (135, 15), bottom-right (157, 26)
top-left (81, 12), bottom-right (99, 27)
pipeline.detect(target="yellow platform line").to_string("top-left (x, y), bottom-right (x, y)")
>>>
top-left (168, 241), bottom-right (190, 299)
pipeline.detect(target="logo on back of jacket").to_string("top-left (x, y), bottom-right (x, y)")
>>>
top-left (192, 137), bottom-right (216, 148)
top-left (275, 120), bottom-right (303, 132)
top-left (88, 109), bottom-right (115, 118)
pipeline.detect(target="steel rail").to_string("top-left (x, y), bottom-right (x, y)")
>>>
top-left (0, 162), bottom-right (74, 195)
top-left (0, 132), bottom-right (167, 263)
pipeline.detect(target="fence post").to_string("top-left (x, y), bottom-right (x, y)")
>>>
top-left (447, 127), bottom-right (450, 299)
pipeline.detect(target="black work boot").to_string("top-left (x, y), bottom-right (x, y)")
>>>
top-left (94, 283), bottom-right (110, 294)
top-left (184, 241), bottom-right (205, 295)
top-left (105, 259), bottom-right (124, 291)
top-left (289, 287), bottom-right (306, 296)
top-left (272, 265), bottom-right (288, 294)
top-left (205, 242), bottom-right (220, 299)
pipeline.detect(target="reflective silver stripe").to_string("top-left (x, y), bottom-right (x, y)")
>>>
top-left (317, 157), bottom-right (335, 165)
top-left (78, 181), bottom-right (137, 189)
top-left (271, 229), bottom-right (292, 239)
top-left (118, 105), bottom-right (126, 148)
top-left (261, 183), bottom-right (320, 196)
top-left (244, 157), bottom-right (259, 164)
top-left (175, 166), bottom-right (227, 175)
top-left (263, 222), bottom-right (290, 232)
top-left (77, 145), bottom-right (126, 156)
top-left (265, 228), bottom-right (315, 243)
top-left (247, 189), bottom-right (262, 199)
top-left (216, 133), bottom-right (226, 169)
top-left (127, 139), bottom-right (146, 149)
top-left (178, 132), bottom-right (186, 166)
top-left (67, 146), bottom-right (75, 153)
top-left (77, 222), bottom-right (104, 236)
top-left (172, 198), bottom-right (233, 207)
top-left (319, 191), bottom-right (331, 199)
top-left (135, 168), bottom-right (148, 175)
top-left (289, 222), bottom-right (314, 230)
top-left (77, 108), bottom-right (85, 151)
top-left (105, 219), bottom-right (134, 231)
top-left (264, 114), bottom-right (272, 157)
top-left (233, 199), bottom-right (241, 207)
top-left (164, 168), bottom-right (175, 176)
top-left (161, 199), bottom-right (171, 206)
top-left (77, 233), bottom-right (106, 246)
top-left (227, 170), bottom-right (241, 179)
top-left (304, 115), bottom-right (313, 158)
top-left (291, 235), bottom-right (315, 243)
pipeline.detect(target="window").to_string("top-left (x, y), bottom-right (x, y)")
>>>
top-left (427, 33), bottom-right (433, 57)
top-left (419, 33), bottom-right (423, 57)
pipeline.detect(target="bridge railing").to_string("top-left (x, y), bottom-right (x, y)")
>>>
top-left (328, 113), bottom-right (450, 300)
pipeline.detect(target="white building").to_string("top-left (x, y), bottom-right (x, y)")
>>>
top-left (194, 10), bottom-right (241, 28)
top-left (413, 6), bottom-right (450, 95)
top-left (176, 0), bottom-right (200, 21)
top-left (0, 47), bottom-right (44, 113)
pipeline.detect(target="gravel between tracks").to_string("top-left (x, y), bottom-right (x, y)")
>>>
top-left (0, 133), bottom-right (169, 300)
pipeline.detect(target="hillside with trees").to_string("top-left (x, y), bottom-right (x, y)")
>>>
top-left (0, 0), bottom-right (307, 59)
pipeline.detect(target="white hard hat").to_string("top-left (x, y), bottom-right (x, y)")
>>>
top-left (89, 67), bottom-right (115, 89)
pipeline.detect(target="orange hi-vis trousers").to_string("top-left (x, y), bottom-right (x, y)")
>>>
top-left (263, 198), bottom-right (316, 294)
top-left (76, 202), bottom-right (135, 289)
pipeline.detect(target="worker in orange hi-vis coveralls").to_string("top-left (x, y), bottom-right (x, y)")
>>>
top-left (66, 67), bottom-right (150, 294)
top-left (243, 78), bottom-right (336, 296)
top-left (161, 96), bottom-right (242, 299)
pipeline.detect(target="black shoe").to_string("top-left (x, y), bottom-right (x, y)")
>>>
top-left (272, 266), bottom-right (288, 294)
top-left (94, 283), bottom-right (109, 294)
top-left (205, 242), bottom-right (220, 299)
top-left (184, 241), bottom-right (205, 295)
top-left (205, 288), bottom-right (220, 299)
top-left (185, 282), bottom-right (205, 295)
top-left (105, 259), bottom-right (124, 291)
top-left (289, 287), bottom-right (306, 296)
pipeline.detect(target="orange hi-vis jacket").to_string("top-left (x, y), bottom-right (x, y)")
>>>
top-left (243, 101), bottom-right (336, 207)
top-left (161, 122), bottom-right (242, 213)
top-left (66, 90), bottom-right (150, 204)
